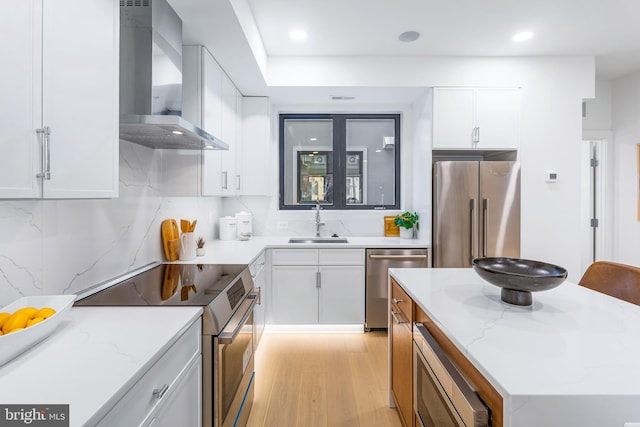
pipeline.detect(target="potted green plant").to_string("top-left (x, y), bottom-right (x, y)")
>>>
top-left (394, 211), bottom-right (419, 239)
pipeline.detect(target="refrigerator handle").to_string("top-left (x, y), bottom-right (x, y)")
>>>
top-left (470, 198), bottom-right (476, 264)
top-left (482, 198), bottom-right (489, 257)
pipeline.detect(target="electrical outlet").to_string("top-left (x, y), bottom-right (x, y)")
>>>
top-left (277, 220), bottom-right (289, 229)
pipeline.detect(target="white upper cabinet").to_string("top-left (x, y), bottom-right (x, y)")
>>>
top-left (240, 97), bottom-right (271, 196)
top-left (0, 0), bottom-right (119, 199)
top-left (432, 87), bottom-right (520, 150)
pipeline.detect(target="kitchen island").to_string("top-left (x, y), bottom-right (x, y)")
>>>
top-left (390, 267), bottom-right (640, 427)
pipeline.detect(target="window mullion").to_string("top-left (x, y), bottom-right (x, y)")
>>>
top-left (333, 115), bottom-right (347, 210)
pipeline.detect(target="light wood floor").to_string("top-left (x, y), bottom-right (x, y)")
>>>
top-left (247, 331), bottom-right (403, 427)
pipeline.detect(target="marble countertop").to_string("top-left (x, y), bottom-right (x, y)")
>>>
top-left (0, 306), bottom-right (202, 426)
top-left (390, 267), bottom-right (640, 427)
top-left (179, 236), bottom-right (429, 265)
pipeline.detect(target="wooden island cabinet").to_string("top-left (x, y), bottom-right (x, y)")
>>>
top-left (389, 277), bottom-right (503, 427)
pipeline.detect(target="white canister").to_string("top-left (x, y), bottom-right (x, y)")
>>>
top-left (235, 211), bottom-right (253, 240)
top-left (219, 216), bottom-right (237, 241)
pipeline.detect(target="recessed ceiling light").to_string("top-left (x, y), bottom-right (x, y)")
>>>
top-left (310, 137), bottom-right (317, 141)
top-left (398, 31), bottom-right (420, 42)
top-left (289, 29), bottom-right (308, 41)
top-left (512, 31), bottom-right (534, 42)
top-left (171, 130), bottom-right (185, 135)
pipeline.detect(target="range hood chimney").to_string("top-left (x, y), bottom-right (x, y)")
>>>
top-left (119, 0), bottom-right (228, 150)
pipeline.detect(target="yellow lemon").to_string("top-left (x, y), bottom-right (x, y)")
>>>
top-left (26, 317), bottom-right (45, 327)
top-left (14, 307), bottom-right (38, 319)
top-left (2, 312), bottom-right (30, 334)
top-left (0, 312), bottom-right (10, 329)
top-left (34, 307), bottom-right (56, 319)
top-left (6, 327), bottom-right (24, 334)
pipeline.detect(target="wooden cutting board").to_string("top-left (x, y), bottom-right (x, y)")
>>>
top-left (161, 219), bottom-right (180, 261)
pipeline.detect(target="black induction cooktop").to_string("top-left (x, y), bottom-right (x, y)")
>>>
top-left (75, 263), bottom-right (255, 335)
top-left (75, 263), bottom-right (248, 307)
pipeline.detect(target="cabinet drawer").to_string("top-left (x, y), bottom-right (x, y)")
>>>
top-left (271, 249), bottom-right (318, 265)
top-left (391, 279), bottom-right (413, 322)
top-left (319, 249), bottom-right (364, 266)
top-left (97, 320), bottom-right (202, 426)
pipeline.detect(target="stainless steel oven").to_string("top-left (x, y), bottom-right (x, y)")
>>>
top-left (208, 289), bottom-right (257, 427)
top-left (413, 322), bottom-right (489, 427)
top-left (75, 262), bottom-right (258, 427)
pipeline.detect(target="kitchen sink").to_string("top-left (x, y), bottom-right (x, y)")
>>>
top-left (288, 237), bottom-right (349, 244)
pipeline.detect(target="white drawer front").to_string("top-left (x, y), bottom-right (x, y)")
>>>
top-left (97, 320), bottom-right (202, 426)
top-left (271, 249), bottom-right (318, 265)
top-left (319, 249), bottom-right (365, 266)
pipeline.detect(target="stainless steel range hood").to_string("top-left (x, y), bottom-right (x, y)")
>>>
top-left (119, 0), bottom-right (228, 150)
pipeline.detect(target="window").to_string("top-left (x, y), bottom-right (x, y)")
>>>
top-left (279, 114), bottom-right (401, 210)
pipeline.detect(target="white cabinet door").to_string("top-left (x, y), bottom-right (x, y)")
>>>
top-left (318, 265), bottom-right (365, 324)
top-left (233, 89), bottom-right (243, 193)
top-left (220, 73), bottom-right (237, 196)
top-left (201, 48), bottom-right (224, 196)
top-left (42, 0), bottom-right (118, 198)
top-left (0, 0), bottom-right (41, 198)
top-left (240, 97), bottom-right (271, 196)
top-left (432, 88), bottom-right (475, 149)
top-left (147, 356), bottom-right (202, 427)
top-left (0, 0), bottom-right (118, 199)
top-left (475, 88), bottom-right (520, 149)
top-left (272, 265), bottom-right (318, 324)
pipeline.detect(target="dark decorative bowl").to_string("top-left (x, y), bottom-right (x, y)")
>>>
top-left (472, 257), bottom-right (568, 306)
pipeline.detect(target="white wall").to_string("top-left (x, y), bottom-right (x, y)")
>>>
top-left (0, 141), bottom-right (223, 306)
top-left (583, 80), bottom-right (613, 131)
top-left (232, 56), bottom-right (594, 279)
top-left (611, 72), bottom-right (640, 265)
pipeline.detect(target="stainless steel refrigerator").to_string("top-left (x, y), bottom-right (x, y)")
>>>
top-left (433, 161), bottom-right (521, 267)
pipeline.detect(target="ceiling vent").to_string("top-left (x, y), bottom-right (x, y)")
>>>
top-left (331, 96), bottom-right (356, 101)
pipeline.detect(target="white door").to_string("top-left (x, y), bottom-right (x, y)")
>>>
top-left (272, 266), bottom-right (318, 324)
top-left (432, 88), bottom-right (474, 149)
top-left (42, 0), bottom-right (118, 198)
top-left (202, 48), bottom-right (224, 196)
top-left (475, 88), bottom-right (520, 149)
top-left (318, 266), bottom-right (365, 324)
top-left (0, 0), bottom-right (42, 198)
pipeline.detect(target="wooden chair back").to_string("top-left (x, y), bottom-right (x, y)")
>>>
top-left (579, 261), bottom-right (640, 306)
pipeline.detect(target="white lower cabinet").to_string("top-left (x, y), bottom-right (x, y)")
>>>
top-left (97, 320), bottom-right (202, 427)
top-left (251, 250), bottom-right (268, 347)
top-left (271, 249), bottom-right (365, 325)
top-left (147, 356), bottom-right (202, 427)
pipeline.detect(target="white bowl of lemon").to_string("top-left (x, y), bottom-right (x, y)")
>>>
top-left (0, 295), bottom-right (76, 366)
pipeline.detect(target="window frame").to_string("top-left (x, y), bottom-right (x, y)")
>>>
top-left (279, 113), bottom-right (401, 210)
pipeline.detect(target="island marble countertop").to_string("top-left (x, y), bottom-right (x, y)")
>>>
top-left (0, 306), bottom-right (202, 426)
top-left (179, 236), bottom-right (429, 265)
top-left (389, 267), bottom-right (640, 427)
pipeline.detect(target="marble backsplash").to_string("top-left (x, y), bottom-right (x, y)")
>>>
top-left (0, 141), bottom-right (222, 306)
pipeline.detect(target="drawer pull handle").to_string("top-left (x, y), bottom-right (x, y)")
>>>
top-left (391, 311), bottom-right (406, 324)
top-left (392, 297), bottom-right (404, 304)
top-left (152, 384), bottom-right (169, 400)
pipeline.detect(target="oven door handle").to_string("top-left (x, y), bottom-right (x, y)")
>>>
top-left (218, 293), bottom-right (259, 344)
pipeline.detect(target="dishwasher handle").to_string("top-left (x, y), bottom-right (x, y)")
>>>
top-left (368, 254), bottom-right (427, 260)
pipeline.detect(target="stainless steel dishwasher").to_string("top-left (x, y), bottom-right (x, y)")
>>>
top-left (365, 248), bottom-right (429, 330)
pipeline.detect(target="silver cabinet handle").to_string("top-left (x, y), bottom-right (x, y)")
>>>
top-left (235, 174), bottom-right (241, 191)
top-left (391, 311), bottom-right (406, 324)
top-left (316, 271), bottom-right (321, 288)
top-left (222, 171), bottom-right (228, 189)
top-left (36, 126), bottom-right (51, 180)
top-left (152, 384), bottom-right (169, 400)
top-left (392, 297), bottom-right (403, 304)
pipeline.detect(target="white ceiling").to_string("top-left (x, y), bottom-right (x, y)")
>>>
top-left (170, 0), bottom-right (640, 102)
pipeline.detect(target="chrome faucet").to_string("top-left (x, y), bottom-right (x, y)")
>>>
top-left (314, 201), bottom-right (325, 237)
